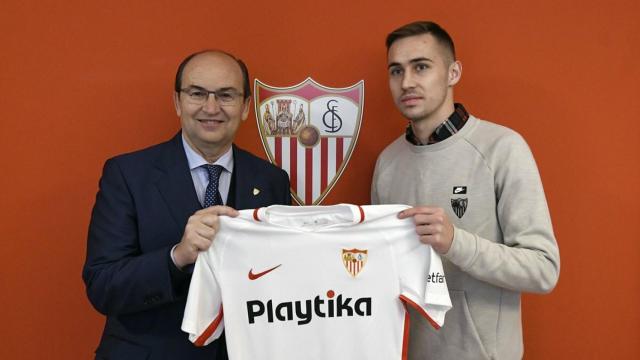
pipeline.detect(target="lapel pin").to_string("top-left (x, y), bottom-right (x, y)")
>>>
top-left (253, 188), bottom-right (261, 196)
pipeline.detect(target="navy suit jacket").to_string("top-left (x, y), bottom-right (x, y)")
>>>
top-left (83, 133), bottom-right (290, 360)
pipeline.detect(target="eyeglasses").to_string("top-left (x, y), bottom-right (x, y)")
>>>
top-left (180, 87), bottom-right (244, 106)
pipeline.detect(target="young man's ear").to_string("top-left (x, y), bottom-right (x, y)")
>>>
top-left (448, 61), bottom-right (462, 86)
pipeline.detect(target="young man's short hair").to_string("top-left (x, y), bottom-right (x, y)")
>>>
top-left (386, 21), bottom-right (456, 61)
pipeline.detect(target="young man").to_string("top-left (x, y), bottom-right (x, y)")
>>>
top-left (372, 21), bottom-right (560, 359)
top-left (83, 50), bottom-right (290, 359)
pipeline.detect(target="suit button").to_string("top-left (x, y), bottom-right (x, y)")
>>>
top-left (144, 294), bottom-right (163, 304)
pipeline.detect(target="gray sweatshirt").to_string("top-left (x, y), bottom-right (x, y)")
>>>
top-left (372, 115), bottom-right (560, 360)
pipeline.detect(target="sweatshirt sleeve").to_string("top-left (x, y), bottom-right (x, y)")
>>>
top-left (443, 132), bottom-right (560, 294)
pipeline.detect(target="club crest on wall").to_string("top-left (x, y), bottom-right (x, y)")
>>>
top-left (255, 78), bottom-right (364, 205)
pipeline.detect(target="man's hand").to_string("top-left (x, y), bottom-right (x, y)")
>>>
top-left (173, 206), bottom-right (239, 268)
top-left (398, 206), bottom-right (454, 254)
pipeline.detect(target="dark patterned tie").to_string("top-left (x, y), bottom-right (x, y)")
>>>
top-left (203, 164), bottom-right (224, 207)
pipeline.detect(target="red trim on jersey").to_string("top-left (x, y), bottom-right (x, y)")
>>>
top-left (399, 295), bottom-right (441, 330)
top-left (402, 301), bottom-right (410, 360)
top-left (357, 205), bottom-right (365, 223)
top-left (253, 208), bottom-right (261, 221)
top-left (194, 305), bottom-right (224, 347)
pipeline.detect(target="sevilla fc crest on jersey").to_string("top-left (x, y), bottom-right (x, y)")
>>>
top-left (255, 78), bottom-right (364, 205)
top-left (342, 248), bottom-right (368, 277)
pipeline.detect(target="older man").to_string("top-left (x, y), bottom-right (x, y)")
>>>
top-left (372, 21), bottom-right (560, 359)
top-left (83, 50), bottom-right (290, 359)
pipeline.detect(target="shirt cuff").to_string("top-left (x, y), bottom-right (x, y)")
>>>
top-left (170, 244), bottom-right (195, 274)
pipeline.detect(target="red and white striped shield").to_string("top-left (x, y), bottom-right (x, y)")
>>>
top-left (254, 78), bottom-right (364, 205)
top-left (341, 248), bottom-right (368, 278)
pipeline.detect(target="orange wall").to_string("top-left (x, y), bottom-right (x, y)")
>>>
top-left (1, 0), bottom-right (638, 358)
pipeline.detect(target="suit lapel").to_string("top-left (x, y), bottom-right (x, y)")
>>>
top-left (154, 133), bottom-right (201, 230)
top-left (232, 146), bottom-right (258, 210)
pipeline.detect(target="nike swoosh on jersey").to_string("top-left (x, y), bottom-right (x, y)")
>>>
top-left (248, 264), bottom-right (282, 280)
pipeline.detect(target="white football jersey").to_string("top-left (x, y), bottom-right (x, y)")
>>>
top-left (182, 204), bottom-right (451, 360)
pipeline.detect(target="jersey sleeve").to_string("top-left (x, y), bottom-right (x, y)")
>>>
top-left (181, 247), bottom-right (224, 347)
top-left (394, 220), bottom-right (452, 329)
